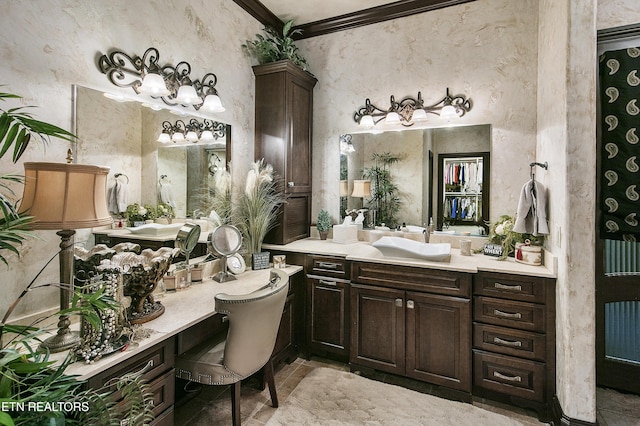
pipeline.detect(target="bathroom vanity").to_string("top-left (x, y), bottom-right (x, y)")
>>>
top-left (265, 237), bottom-right (557, 421)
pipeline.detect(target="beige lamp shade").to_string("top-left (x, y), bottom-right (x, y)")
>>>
top-left (339, 180), bottom-right (348, 197)
top-left (351, 180), bottom-right (371, 198)
top-left (19, 162), bottom-right (113, 230)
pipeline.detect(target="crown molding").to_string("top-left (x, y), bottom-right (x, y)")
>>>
top-left (233, 0), bottom-right (475, 39)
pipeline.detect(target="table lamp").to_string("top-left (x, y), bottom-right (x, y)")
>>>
top-left (18, 159), bottom-right (112, 352)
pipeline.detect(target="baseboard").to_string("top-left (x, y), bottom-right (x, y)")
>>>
top-left (552, 396), bottom-right (599, 426)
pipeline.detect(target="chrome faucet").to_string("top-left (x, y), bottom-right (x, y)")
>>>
top-left (192, 209), bottom-right (203, 219)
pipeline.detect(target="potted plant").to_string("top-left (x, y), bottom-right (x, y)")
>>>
top-left (362, 152), bottom-right (402, 228)
top-left (234, 159), bottom-right (285, 269)
top-left (242, 19), bottom-right (309, 71)
top-left (487, 214), bottom-right (544, 261)
top-left (317, 209), bottom-right (332, 240)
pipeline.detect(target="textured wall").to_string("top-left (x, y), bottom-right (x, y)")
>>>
top-left (598, 0), bottom-right (640, 29)
top-left (0, 0), bottom-right (261, 320)
top-left (298, 0), bottom-right (539, 225)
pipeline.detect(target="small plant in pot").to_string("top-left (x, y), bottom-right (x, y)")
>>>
top-left (317, 209), bottom-right (332, 240)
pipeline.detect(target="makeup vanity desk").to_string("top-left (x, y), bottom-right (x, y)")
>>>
top-left (61, 266), bottom-right (303, 426)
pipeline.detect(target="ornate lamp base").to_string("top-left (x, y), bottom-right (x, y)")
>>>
top-left (39, 314), bottom-right (80, 353)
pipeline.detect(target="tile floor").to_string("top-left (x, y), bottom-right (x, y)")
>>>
top-left (174, 357), bottom-right (640, 425)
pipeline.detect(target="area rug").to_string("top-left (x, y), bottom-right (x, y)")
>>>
top-left (266, 367), bottom-right (525, 425)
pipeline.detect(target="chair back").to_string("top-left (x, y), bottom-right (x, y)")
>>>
top-left (215, 269), bottom-right (289, 378)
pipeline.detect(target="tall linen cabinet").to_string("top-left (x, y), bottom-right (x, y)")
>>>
top-left (253, 60), bottom-right (317, 244)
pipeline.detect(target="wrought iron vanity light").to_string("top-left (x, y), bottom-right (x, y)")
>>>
top-left (98, 47), bottom-right (225, 113)
top-left (353, 88), bottom-right (472, 128)
top-left (157, 118), bottom-right (226, 144)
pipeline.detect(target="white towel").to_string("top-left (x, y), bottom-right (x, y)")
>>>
top-left (513, 179), bottom-right (549, 236)
top-left (107, 180), bottom-right (129, 214)
top-left (159, 182), bottom-right (176, 208)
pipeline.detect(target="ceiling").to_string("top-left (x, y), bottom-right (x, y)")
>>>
top-left (232, 0), bottom-right (476, 39)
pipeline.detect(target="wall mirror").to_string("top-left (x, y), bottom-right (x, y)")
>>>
top-left (340, 124), bottom-right (491, 233)
top-left (74, 85), bottom-right (231, 219)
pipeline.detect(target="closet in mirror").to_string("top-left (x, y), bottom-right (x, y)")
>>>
top-left (340, 124), bottom-right (490, 234)
top-left (74, 85), bottom-right (231, 220)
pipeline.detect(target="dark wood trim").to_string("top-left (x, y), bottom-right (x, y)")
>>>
top-left (552, 396), bottom-right (599, 426)
top-left (233, 0), bottom-right (475, 40)
top-left (293, 0), bottom-right (476, 39)
top-left (597, 23), bottom-right (640, 43)
top-left (231, 0), bottom-right (283, 33)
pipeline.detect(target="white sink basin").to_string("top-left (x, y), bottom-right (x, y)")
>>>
top-left (372, 236), bottom-right (451, 262)
top-left (127, 222), bottom-right (185, 236)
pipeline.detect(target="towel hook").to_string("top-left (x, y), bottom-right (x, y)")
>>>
top-left (529, 161), bottom-right (548, 179)
top-left (114, 172), bottom-right (129, 184)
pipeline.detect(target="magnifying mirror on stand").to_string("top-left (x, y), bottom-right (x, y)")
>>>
top-left (208, 225), bottom-right (243, 283)
top-left (175, 223), bottom-right (201, 285)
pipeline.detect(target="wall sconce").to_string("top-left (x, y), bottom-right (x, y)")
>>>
top-left (157, 118), bottom-right (226, 144)
top-left (98, 47), bottom-right (225, 113)
top-left (339, 134), bottom-right (356, 154)
top-left (353, 88), bottom-right (472, 128)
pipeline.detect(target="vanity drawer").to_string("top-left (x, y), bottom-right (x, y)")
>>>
top-left (87, 336), bottom-right (175, 390)
top-left (351, 261), bottom-right (471, 298)
top-left (473, 350), bottom-right (545, 402)
top-left (308, 255), bottom-right (349, 279)
top-left (474, 297), bottom-right (545, 332)
top-left (473, 323), bottom-right (546, 361)
top-left (113, 368), bottom-right (175, 424)
top-left (474, 272), bottom-right (546, 303)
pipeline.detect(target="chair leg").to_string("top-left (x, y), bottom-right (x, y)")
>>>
top-left (263, 358), bottom-right (278, 408)
top-left (231, 381), bottom-right (241, 426)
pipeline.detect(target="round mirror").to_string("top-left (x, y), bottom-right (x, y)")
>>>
top-left (176, 223), bottom-right (201, 255)
top-left (208, 225), bottom-right (243, 282)
top-left (208, 225), bottom-right (242, 257)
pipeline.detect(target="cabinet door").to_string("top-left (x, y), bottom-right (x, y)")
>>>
top-left (406, 292), bottom-right (471, 392)
top-left (272, 292), bottom-right (296, 364)
top-left (286, 76), bottom-right (312, 193)
top-left (307, 277), bottom-right (350, 358)
top-left (350, 284), bottom-right (405, 375)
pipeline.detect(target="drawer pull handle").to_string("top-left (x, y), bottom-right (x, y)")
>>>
top-left (131, 359), bottom-right (154, 377)
top-left (494, 309), bottom-right (522, 319)
top-left (318, 262), bottom-right (339, 270)
top-left (493, 371), bottom-right (522, 382)
top-left (494, 282), bottom-right (522, 291)
top-left (318, 279), bottom-right (337, 286)
top-left (493, 337), bottom-right (523, 347)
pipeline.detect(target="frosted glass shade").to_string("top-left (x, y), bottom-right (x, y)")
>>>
top-left (185, 131), bottom-right (199, 142)
top-left (175, 85), bottom-right (202, 105)
top-left (172, 132), bottom-right (185, 142)
top-left (384, 111), bottom-right (401, 124)
top-left (440, 105), bottom-right (457, 119)
top-left (18, 162), bottom-right (112, 230)
top-left (359, 115), bottom-right (375, 128)
top-left (200, 94), bottom-right (225, 113)
top-left (351, 180), bottom-right (371, 198)
top-left (157, 133), bottom-right (171, 143)
top-left (412, 108), bottom-right (428, 121)
top-left (138, 73), bottom-right (169, 96)
top-left (200, 130), bottom-right (215, 141)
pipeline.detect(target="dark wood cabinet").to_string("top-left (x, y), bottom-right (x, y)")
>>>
top-left (472, 271), bottom-right (556, 421)
top-left (253, 60), bottom-right (317, 244)
top-left (306, 255), bottom-right (350, 360)
top-left (350, 262), bottom-right (472, 393)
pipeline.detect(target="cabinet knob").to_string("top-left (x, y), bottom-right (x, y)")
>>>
top-left (407, 300), bottom-right (415, 309)
top-left (395, 298), bottom-right (403, 308)
top-left (288, 181), bottom-right (295, 187)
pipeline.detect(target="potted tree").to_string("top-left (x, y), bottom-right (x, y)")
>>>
top-left (317, 209), bottom-right (332, 240)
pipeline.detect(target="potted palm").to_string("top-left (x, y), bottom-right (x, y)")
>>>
top-left (317, 209), bottom-right (332, 240)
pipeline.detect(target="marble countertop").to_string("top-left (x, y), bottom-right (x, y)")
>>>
top-left (263, 238), bottom-right (557, 278)
top-left (61, 265), bottom-right (302, 380)
top-left (93, 225), bottom-right (210, 243)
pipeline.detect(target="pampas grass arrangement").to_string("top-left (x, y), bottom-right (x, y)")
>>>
top-left (235, 159), bottom-right (285, 255)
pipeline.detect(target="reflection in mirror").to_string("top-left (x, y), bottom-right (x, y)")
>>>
top-left (74, 85), bottom-right (230, 220)
top-left (340, 124), bottom-right (490, 234)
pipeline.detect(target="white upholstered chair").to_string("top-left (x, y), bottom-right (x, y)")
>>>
top-left (175, 269), bottom-right (289, 425)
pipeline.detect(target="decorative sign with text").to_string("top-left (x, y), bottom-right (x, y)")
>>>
top-left (483, 243), bottom-right (504, 257)
top-left (252, 252), bottom-right (271, 270)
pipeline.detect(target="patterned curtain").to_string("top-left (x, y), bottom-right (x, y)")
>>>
top-left (599, 47), bottom-right (640, 242)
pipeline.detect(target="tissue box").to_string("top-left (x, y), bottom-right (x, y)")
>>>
top-left (332, 224), bottom-right (359, 244)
